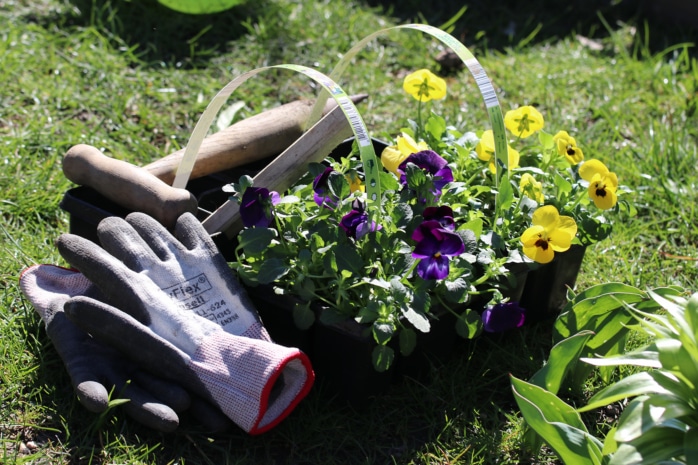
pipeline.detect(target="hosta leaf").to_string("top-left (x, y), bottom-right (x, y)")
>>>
top-left (529, 330), bottom-right (594, 394)
top-left (579, 371), bottom-right (677, 412)
top-left (612, 426), bottom-right (685, 465)
top-left (511, 376), bottom-right (603, 465)
top-left (614, 395), bottom-right (692, 443)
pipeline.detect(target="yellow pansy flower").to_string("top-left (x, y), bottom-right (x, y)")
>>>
top-left (521, 205), bottom-right (578, 264)
top-left (345, 171), bottom-right (365, 193)
top-left (504, 106), bottom-right (545, 138)
top-left (402, 69), bottom-right (447, 102)
top-left (519, 173), bottom-right (544, 203)
top-left (475, 129), bottom-right (520, 174)
top-left (381, 133), bottom-right (430, 175)
top-left (553, 130), bottom-right (584, 165)
top-left (579, 159), bottom-right (619, 210)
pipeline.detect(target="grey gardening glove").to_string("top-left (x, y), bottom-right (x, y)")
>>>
top-left (19, 264), bottom-right (190, 432)
top-left (95, 211), bottom-right (270, 341)
top-left (56, 214), bottom-right (314, 435)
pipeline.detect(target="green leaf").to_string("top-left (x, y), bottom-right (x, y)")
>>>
top-left (538, 130), bottom-right (554, 150)
top-left (579, 371), bottom-right (678, 412)
top-left (580, 348), bottom-right (661, 369)
top-left (318, 307), bottom-right (348, 326)
top-left (684, 427), bottom-right (698, 465)
top-left (372, 345), bottom-right (395, 372)
top-left (400, 304), bottom-right (430, 333)
top-left (613, 395), bottom-right (692, 443)
top-left (355, 302), bottom-right (379, 324)
top-left (456, 309), bottom-right (482, 339)
top-left (237, 227), bottom-right (277, 255)
top-left (372, 321), bottom-right (395, 345)
top-left (609, 426), bottom-right (685, 465)
top-left (529, 330), bottom-right (594, 394)
top-left (328, 170), bottom-right (350, 200)
top-left (334, 243), bottom-right (364, 275)
top-left (399, 328), bottom-right (417, 356)
top-left (496, 173), bottom-right (514, 213)
top-left (257, 258), bottom-right (291, 284)
top-left (461, 217), bottom-right (483, 239)
top-left (511, 376), bottom-right (603, 465)
top-left (292, 302), bottom-right (315, 330)
top-left (425, 113), bottom-right (446, 140)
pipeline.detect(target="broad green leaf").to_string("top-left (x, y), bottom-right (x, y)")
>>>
top-left (372, 321), bottom-right (395, 345)
top-left (462, 217), bottom-right (483, 239)
top-left (237, 227), bottom-right (277, 255)
top-left (400, 305), bottom-right (431, 333)
top-left (456, 310), bottom-right (482, 339)
top-left (538, 130), bottom-right (554, 150)
top-left (496, 173), bottom-right (514, 213)
top-left (399, 328), bottom-right (417, 356)
top-left (372, 345), bottom-right (394, 372)
top-left (655, 338), bottom-right (698, 387)
top-left (257, 258), bottom-right (291, 284)
top-left (334, 243), bottom-right (364, 275)
top-left (511, 376), bottom-right (603, 465)
top-left (529, 330), bottom-right (594, 394)
top-left (616, 426), bottom-right (685, 465)
top-left (292, 302), bottom-right (315, 330)
top-left (580, 349), bottom-right (661, 369)
top-left (684, 427), bottom-right (698, 465)
top-left (579, 371), bottom-right (677, 412)
top-left (614, 395), bottom-right (692, 443)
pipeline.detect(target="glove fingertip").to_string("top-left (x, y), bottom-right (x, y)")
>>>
top-left (75, 380), bottom-right (110, 413)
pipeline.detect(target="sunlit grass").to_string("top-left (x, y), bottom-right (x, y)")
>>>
top-left (1, 0), bottom-right (697, 463)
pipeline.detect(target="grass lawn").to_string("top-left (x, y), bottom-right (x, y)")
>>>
top-left (2, 0), bottom-right (698, 463)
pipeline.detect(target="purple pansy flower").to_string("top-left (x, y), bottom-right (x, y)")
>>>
top-left (239, 187), bottom-right (280, 228)
top-left (422, 205), bottom-right (456, 231)
top-left (340, 201), bottom-right (381, 239)
top-left (481, 302), bottom-right (526, 333)
top-left (313, 166), bottom-right (339, 208)
top-left (411, 220), bottom-right (465, 280)
top-left (397, 150), bottom-right (454, 194)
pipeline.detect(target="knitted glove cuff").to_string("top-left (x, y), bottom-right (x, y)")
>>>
top-left (190, 331), bottom-right (314, 434)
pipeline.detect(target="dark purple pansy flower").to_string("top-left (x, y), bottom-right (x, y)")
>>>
top-left (313, 166), bottom-right (339, 208)
top-left (411, 220), bottom-right (465, 280)
top-left (240, 187), bottom-right (280, 228)
top-left (397, 150), bottom-right (454, 193)
top-left (340, 201), bottom-right (381, 239)
top-left (422, 205), bottom-right (456, 231)
top-left (481, 302), bottom-right (526, 333)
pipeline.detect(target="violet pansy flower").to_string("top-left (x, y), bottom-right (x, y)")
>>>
top-left (240, 187), bottom-right (280, 228)
top-left (312, 166), bottom-right (339, 208)
top-left (411, 220), bottom-right (465, 280)
top-left (481, 302), bottom-right (526, 333)
top-left (340, 201), bottom-right (381, 240)
top-left (397, 150), bottom-right (454, 194)
top-left (422, 205), bottom-right (456, 231)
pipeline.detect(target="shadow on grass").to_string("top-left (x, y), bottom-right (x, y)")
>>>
top-left (364, 0), bottom-right (697, 55)
top-left (26, 0), bottom-right (268, 67)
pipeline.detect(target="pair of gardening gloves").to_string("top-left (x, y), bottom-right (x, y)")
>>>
top-left (19, 212), bottom-right (314, 434)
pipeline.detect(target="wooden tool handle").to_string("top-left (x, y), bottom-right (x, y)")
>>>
top-left (63, 144), bottom-right (198, 228)
top-left (143, 95), bottom-right (368, 184)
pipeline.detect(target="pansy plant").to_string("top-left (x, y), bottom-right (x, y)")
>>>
top-left (226, 69), bottom-right (631, 371)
